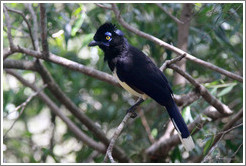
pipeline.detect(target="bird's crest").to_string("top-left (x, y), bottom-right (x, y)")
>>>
top-left (94, 22), bottom-right (124, 40)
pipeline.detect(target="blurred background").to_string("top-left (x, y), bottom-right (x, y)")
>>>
top-left (2, 3), bottom-right (243, 163)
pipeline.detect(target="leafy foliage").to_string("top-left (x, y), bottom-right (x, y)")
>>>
top-left (3, 3), bottom-right (243, 163)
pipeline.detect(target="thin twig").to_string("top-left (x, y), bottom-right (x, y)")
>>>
top-left (95, 3), bottom-right (112, 10)
top-left (104, 98), bottom-right (143, 162)
top-left (3, 5), bottom-right (16, 51)
top-left (161, 121), bottom-right (174, 140)
top-left (27, 3), bottom-right (39, 51)
top-left (5, 6), bottom-right (36, 50)
top-left (3, 84), bottom-right (47, 139)
top-left (85, 151), bottom-right (100, 163)
top-left (111, 3), bottom-right (243, 83)
top-left (104, 113), bottom-right (132, 163)
top-left (139, 108), bottom-right (155, 144)
top-left (156, 3), bottom-right (184, 24)
top-left (160, 53), bottom-right (186, 71)
top-left (202, 109), bottom-right (243, 162)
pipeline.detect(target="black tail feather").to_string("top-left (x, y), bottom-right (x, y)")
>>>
top-left (165, 100), bottom-right (190, 138)
top-left (165, 100), bottom-right (195, 151)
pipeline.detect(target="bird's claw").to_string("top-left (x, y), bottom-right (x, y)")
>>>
top-left (127, 109), bottom-right (137, 118)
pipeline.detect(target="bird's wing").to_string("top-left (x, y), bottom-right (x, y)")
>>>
top-left (116, 46), bottom-right (173, 105)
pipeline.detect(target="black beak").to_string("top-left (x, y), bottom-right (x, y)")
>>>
top-left (88, 40), bottom-right (99, 47)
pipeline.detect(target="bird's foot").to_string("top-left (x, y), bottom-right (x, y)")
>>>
top-left (126, 107), bottom-right (137, 119)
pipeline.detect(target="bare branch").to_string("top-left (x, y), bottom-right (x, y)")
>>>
top-left (146, 97), bottom-right (240, 159)
top-left (104, 98), bottom-right (144, 162)
top-left (111, 4), bottom-right (243, 83)
top-left (33, 60), bottom-right (129, 162)
top-left (5, 69), bottom-right (106, 153)
top-left (3, 57), bottom-right (129, 162)
top-left (15, 46), bottom-right (119, 86)
top-left (156, 3), bottom-right (184, 24)
top-left (85, 151), bottom-right (100, 163)
top-left (95, 3), bottom-right (112, 10)
top-left (104, 112), bottom-right (132, 163)
top-left (160, 53), bottom-right (186, 71)
top-left (168, 64), bottom-right (233, 115)
top-left (202, 109), bottom-right (243, 162)
top-left (3, 84), bottom-right (47, 139)
top-left (3, 59), bottom-right (37, 71)
top-left (27, 3), bottom-right (40, 51)
top-left (5, 6), bottom-right (36, 50)
top-left (39, 3), bottom-right (49, 58)
top-left (139, 108), bottom-right (155, 144)
top-left (173, 91), bottom-right (200, 107)
top-left (3, 5), bottom-right (17, 51)
top-left (3, 48), bottom-right (14, 60)
top-left (145, 104), bottom-right (232, 158)
top-left (161, 121), bottom-right (174, 140)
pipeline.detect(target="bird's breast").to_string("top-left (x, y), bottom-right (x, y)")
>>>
top-left (113, 69), bottom-right (147, 100)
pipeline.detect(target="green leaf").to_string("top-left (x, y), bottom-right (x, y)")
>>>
top-left (151, 128), bottom-right (158, 138)
top-left (203, 135), bottom-right (215, 155)
top-left (71, 10), bottom-right (85, 36)
top-left (182, 106), bottom-right (193, 123)
top-left (72, 6), bottom-right (82, 17)
top-left (217, 83), bottom-right (236, 97)
top-left (170, 146), bottom-right (182, 162)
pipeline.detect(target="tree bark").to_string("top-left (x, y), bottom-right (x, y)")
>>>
top-left (173, 4), bottom-right (193, 86)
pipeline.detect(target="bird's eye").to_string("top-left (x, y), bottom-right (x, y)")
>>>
top-left (106, 36), bottom-right (111, 40)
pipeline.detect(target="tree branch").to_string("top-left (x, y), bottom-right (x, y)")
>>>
top-left (168, 64), bottom-right (233, 116)
top-left (104, 113), bottom-right (131, 163)
top-left (39, 3), bottom-right (49, 58)
top-left (3, 59), bottom-right (37, 71)
top-left (33, 60), bottom-right (129, 162)
top-left (3, 16), bottom-right (127, 160)
top-left (26, 3), bottom-right (40, 51)
top-left (145, 104), bottom-right (232, 158)
top-left (3, 5), bottom-right (17, 51)
top-left (95, 3), bottom-right (112, 10)
top-left (3, 48), bottom-right (15, 60)
top-left (5, 69), bottom-right (106, 153)
top-left (3, 58), bottom-right (129, 162)
top-left (201, 109), bottom-right (243, 163)
top-left (104, 98), bottom-right (144, 163)
top-left (173, 91), bottom-right (200, 108)
top-left (156, 3), bottom-right (184, 24)
top-left (13, 46), bottom-right (120, 86)
top-left (5, 6), bottom-right (36, 50)
top-left (111, 3), bottom-right (243, 83)
top-left (139, 108), bottom-right (155, 144)
top-left (160, 53), bottom-right (186, 71)
top-left (3, 83), bottom-right (47, 139)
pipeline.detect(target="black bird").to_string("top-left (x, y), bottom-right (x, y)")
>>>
top-left (89, 23), bottom-right (195, 151)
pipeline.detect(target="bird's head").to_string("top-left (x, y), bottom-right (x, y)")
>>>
top-left (88, 23), bottom-right (124, 51)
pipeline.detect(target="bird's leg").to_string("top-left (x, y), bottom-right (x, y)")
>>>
top-left (126, 98), bottom-right (144, 118)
